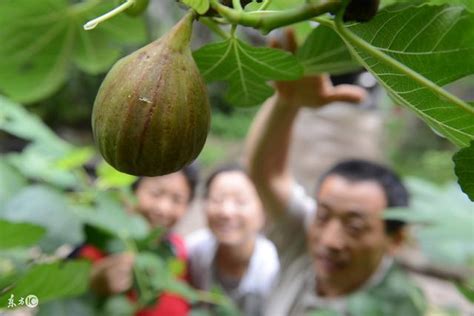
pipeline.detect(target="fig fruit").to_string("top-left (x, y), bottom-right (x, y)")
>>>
top-left (92, 12), bottom-right (210, 176)
top-left (343, 0), bottom-right (379, 22)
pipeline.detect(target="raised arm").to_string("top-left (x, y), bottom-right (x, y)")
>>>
top-left (244, 30), bottom-right (367, 219)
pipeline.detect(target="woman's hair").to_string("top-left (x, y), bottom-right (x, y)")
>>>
top-left (203, 163), bottom-right (245, 198)
top-left (131, 162), bottom-right (200, 201)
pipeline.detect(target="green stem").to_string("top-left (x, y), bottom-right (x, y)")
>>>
top-left (211, 0), bottom-right (341, 34)
top-left (232, 0), bottom-right (243, 11)
top-left (195, 289), bottom-right (234, 306)
top-left (313, 16), bottom-right (335, 28)
top-left (199, 17), bottom-right (230, 39)
top-left (259, 0), bottom-right (272, 11)
top-left (83, 0), bottom-right (136, 30)
top-left (121, 236), bottom-right (151, 308)
top-left (333, 13), bottom-right (474, 115)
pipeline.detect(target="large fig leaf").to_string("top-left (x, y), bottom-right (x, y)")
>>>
top-left (0, 96), bottom-right (67, 150)
top-left (453, 140), bottom-right (474, 201)
top-left (1, 185), bottom-right (84, 253)
top-left (194, 37), bottom-right (303, 107)
top-left (334, 3), bottom-right (474, 147)
top-left (0, 261), bottom-right (90, 308)
top-left (0, 0), bottom-right (146, 104)
top-left (384, 178), bottom-right (474, 265)
top-left (0, 160), bottom-right (27, 209)
top-left (0, 220), bottom-right (46, 250)
top-left (297, 25), bottom-right (360, 75)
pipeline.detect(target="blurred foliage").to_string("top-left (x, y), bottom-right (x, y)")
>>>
top-left (0, 97), bottom-right (236, 313)
top-left (385, 178), bottom-right (474, 266)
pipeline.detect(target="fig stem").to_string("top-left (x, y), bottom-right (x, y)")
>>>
top-left (232, 0), bottom-right (243, 11)
top-left (210, 0), bottom-right (342, 34)
top-left (83, 0), bottom-right (135, 30)
top-left (258, 0), bottom-right (272, 11)
top-left (199, 18), bottom-right (230, 39)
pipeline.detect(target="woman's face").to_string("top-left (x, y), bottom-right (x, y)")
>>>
top-left (205, 171), bottom-right (264, 247)
top-left (135, 172), bottom-right (191, 229)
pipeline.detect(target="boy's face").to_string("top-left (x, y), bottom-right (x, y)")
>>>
top-left (205, 171), bottom-right (264, 247)
top-left (307, 175), bottom-right (397, 295)
top-left (134, 172), bottom-right (191, 229)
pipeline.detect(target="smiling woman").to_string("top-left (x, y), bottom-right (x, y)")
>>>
top-left (186, 164), bottom-right (280, 316)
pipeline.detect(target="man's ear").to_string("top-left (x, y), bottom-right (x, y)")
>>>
top-left (387, 227), bottom-right (408, 255)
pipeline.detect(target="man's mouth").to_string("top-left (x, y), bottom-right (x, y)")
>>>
top-left (316, 254), bottom-right (347, 273)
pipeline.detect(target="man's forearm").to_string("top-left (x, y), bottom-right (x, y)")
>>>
top-left (244, 93), bottom-right (300, 214)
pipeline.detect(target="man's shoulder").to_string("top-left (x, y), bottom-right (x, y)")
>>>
top-left (348, 262), bottom-right (426, 315)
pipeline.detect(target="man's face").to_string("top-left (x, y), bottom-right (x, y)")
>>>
top-left (308, 174), bottom-right (393, 295)
top-left (205, 171), bottom-right (264, 247)
top-left (134, 172), bottom-right (191, 229)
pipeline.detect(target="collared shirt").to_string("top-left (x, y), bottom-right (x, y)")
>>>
top-left (186, 229), bottom-right (280, 316)
top-left (263, 184), bottom-right (425, 316)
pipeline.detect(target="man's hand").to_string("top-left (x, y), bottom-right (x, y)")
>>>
top-left (271, 29), bottom-right (367, 108)
top-left (90, 252), bottom-right (135, 295)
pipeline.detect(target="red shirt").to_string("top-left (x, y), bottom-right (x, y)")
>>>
top-left (78, 233), bottom-right (189, 316)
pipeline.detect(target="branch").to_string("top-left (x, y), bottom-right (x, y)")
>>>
top-left (210, 0), bottom-right (342, 34)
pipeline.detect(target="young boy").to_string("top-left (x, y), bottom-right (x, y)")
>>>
top-left (76, 165), bottom-right (198, 315)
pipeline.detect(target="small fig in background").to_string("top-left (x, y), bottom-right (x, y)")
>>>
top-left (343, 0), bottom-right (380, 22)
top-left (92, 12), bottom-right (211, 176)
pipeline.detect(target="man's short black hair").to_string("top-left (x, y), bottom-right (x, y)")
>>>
top-left (318, 159), bottom-right (408, 235)
top-left (204, 163), bottom-right (245, 198)
top-left (131, 162), bottom-right (199, 201)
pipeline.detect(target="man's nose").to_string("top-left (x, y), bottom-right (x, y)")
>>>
top-left (319, 220), bottom-right (346, 252)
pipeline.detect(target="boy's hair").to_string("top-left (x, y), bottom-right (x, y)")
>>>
top-left (318, 159), bottom-right (409, 234)
top-left (131, 162), bottom-right (200, 201)
top-left (204, 163), bottom-right (245, 198)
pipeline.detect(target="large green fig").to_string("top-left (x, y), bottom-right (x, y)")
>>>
top-left (92, 12), bottom-right (210, 176)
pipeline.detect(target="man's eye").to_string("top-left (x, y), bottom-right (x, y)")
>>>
top-left (316, 210), bottom-right (329, 222)
top-left (346, 221), bottom-right (366, 234)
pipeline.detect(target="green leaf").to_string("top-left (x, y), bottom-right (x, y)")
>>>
top-left (453, 140), bottom-right (474, 201)
top-left (7, 144), bottom-right (78, 188)
top-left (73, 24), bottom-right (121, 74)
top-left (0, 220), bottom-right (46, 249)
top-left (0, 0), bottom-right (73, 103)
top-left (181, 0), bottom-right (210, 14)
top-left (54, 147), bottom-right (94, 171)
top-left (74, 191), bottom-right (149, 240)
top-left (0, 260), bottom-right (91, 308)
top-left (0, 160), bottom-right (27, 209)
top-left (193, 37), bottom-right (303, 107)
top-left (1, 185), bottom-right (84, 252)
top-left (96, 160), bottom-right (137, 189)
top-left (334, 3), bottom-right (474, 147)
top-left (0, 96), bottom-right (68, 150)
top-left (297, 25), bottom-right (360, 75)
top-left (384, 178), bottom-right (474, 265)
top-left (36, 297), bottom-right (96, 316)
top-left (0, 0), bottom-right (146, 103)
top-left (101, 295), bottom-right (136, 316)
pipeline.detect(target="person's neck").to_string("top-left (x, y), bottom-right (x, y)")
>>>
top-left (315, 260), bottom-right (386, 298)
top-left (215, 238), bottom-right (256, 279)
